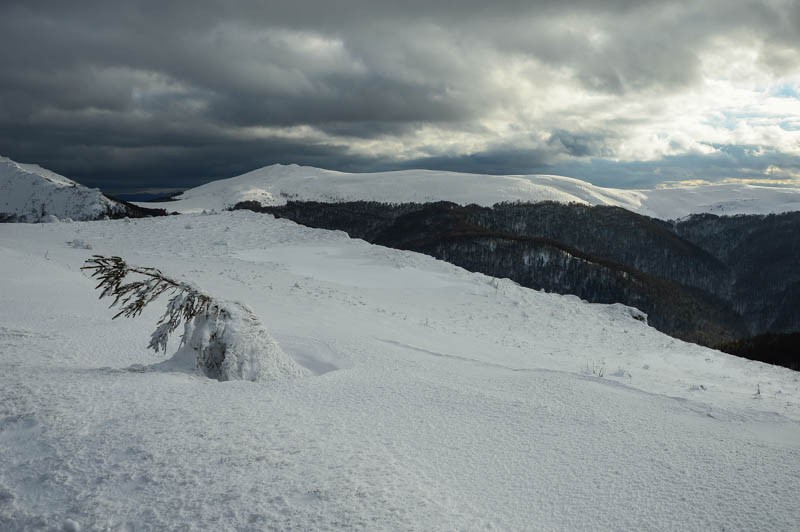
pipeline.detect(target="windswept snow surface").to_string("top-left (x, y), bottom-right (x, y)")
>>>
top-left (144, 163), bottom-right (800, 219)
top-left (0, 156), bottom-right (121, 222)
top-left (1, 212), bottom-right (799, 530)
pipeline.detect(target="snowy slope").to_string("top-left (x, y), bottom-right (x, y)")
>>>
top-left (0, 156), bottom-right (123, 222)
top-left (1, 212), bottom-right (799, 530)
top-left (144, 163), bottom-right (800, 219)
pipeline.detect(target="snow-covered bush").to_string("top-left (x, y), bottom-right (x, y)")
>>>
top-left (83, 255), bottom-right (307, 381)
top-left (67, 239), bottom-right (92, 250)
top-left (582, 360), bottom-right (606, 377)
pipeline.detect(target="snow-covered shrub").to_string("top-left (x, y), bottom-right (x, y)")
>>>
top-left (175, 301), bottom-right (306, 381)
top-left (582, 360), bottom-right (606, 377)
top-left (610, 367), bottom-right (631, 378)
top-left (67, 239), bottom-right (92, 250)
top-left (83, 255), bottom-right (307, 381)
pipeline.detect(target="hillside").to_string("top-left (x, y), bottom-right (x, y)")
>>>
top-left (237, 200), bottom-right (800, 352)
top-left (0, 156), bottom-right (165, 222)
top-left (143, 163), bottom-right (800, 220)
top-left (1, 212), bottom-right (799, 529)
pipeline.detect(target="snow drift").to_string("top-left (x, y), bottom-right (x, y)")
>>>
top-left (167, 300), bottom-right (309, 381)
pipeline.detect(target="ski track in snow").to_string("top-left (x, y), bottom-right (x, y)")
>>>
top-left (1, 211), bottom-right (799, 530)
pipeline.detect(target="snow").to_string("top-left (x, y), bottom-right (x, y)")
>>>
top-left (0, 156), bottom-right (120, 222)
top-left (1, 211), bottom-right (799, 530)
top-left (4, 156), bottom-right (799, 223)
top-left (143, 163), bottom-right (800, 220)
top-left (169, 300), bottom-right (310, 382)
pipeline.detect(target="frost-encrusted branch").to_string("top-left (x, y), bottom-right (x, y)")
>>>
top-left (82, 255), bottom-right (306, 382)
top-left (82, 255), bottom-right (223, 353)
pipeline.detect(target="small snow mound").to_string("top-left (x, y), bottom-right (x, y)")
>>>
top-left (488, 276), bottom-right (521, 296)
top-left (62, 518), bottom-right (82, 531)
top-left (170, 302), bottom-right (309, 382)
top-left (602, 303), bottom-right (648, 324)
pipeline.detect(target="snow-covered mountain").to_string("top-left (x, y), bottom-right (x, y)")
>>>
top-left (1, 211), bottom-right (798, 529)
top-left (0, 156), bottom-right (163, 222)
top-left (0, 156), bottom-right (118, 222)
top-left (145, 163), bottom-right (800, 220)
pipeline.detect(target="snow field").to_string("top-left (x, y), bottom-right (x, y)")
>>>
top-left (1, 211), bottom-right (799, 530)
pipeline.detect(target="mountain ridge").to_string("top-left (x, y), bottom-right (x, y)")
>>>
top-left (143, 162), bottom-right (800, 220)
top-left (0, 156), bottom-right (166, 222)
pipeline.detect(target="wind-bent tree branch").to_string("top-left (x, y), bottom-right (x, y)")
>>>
top-left (83, 255), bottom-right (307, 381)
top-left (83, 255), bottom-right (216, 352)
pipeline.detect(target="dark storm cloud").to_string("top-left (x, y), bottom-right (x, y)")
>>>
top-left (0, 0), bottom-right (798, 189)
top-left (547, 130), bottom-right (615, 158)
top-left (393, 149), bottom-right (555, 176)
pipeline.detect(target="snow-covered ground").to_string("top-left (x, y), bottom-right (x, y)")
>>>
top-left (145, 163), bottom-right (800, 220)
top-left (0, 156), bottom-right (122, 222)
top-left (1, 211), bottom-right (798, 530)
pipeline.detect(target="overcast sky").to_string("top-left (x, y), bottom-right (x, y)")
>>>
top-left (1, 0), bottom-right (799, 193)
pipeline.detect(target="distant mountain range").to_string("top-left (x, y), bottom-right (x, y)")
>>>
top-left (5, 157), bottom-right (800, 221)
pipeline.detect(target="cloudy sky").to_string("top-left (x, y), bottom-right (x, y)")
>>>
top-left (1, 0), bottom-right (799, 193)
